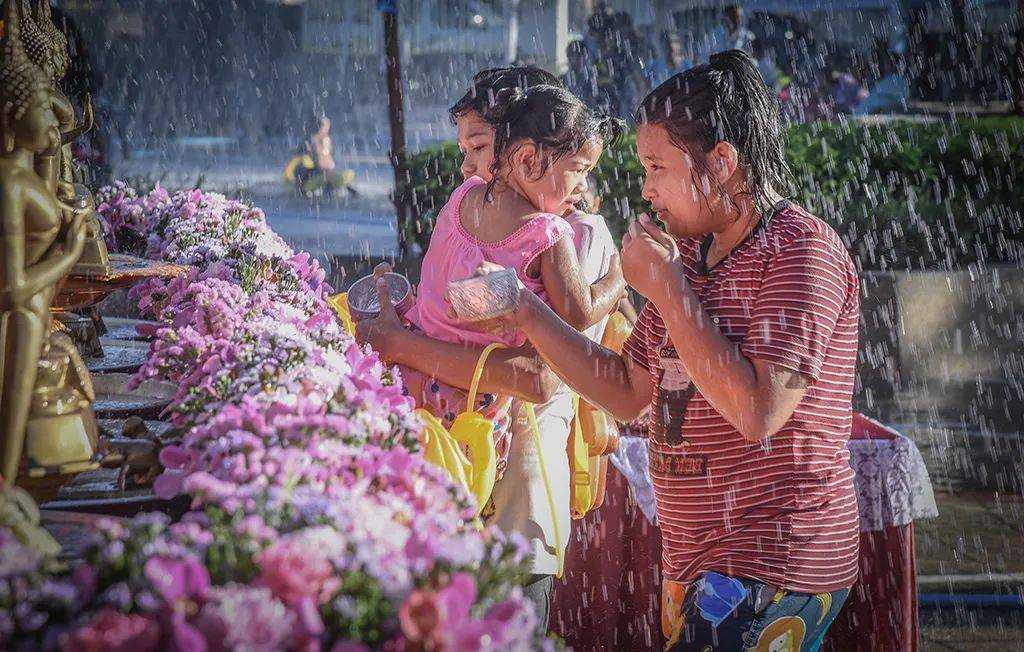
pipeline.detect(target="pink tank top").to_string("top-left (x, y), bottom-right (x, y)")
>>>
top-left (407, 177), bottom-right (571, 347)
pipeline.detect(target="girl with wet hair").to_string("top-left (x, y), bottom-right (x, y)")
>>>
top-left (632, 48), bottom-right (793, 227)
top-left (485, 50), bottom-right (861, 649)
top-left (361, 82), bottom-right (625, 501)
top-left (360, 72), bottom-right (628, 630)
top-left (480, 84), bottom-right (624, 197)
top-left (449, 65), bottom-right (562, 124)
top-left (448, 66), bottom-right (561, 182)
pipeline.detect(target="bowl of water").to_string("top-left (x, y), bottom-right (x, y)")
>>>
top-left (346, 272), bottom-right (413, 321)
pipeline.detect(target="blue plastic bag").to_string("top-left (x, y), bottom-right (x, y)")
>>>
top-left (696, 572), bottom-right (750, 628)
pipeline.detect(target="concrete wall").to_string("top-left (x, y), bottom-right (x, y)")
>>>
top-left (858, 266), bottom-right (1024, 493)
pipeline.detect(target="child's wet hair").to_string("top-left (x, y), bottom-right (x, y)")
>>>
top-left (448, 66), bottom-right (562, 124)
top-left (634, 49), bottom-right (792, 213)
top-left (483, 84), bottom-right (625, 187)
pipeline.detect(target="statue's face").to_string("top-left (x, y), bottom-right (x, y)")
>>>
top-left (39, 60), bottom-right (57, 83)
top-left (13, 89), bottom-right (61, 153)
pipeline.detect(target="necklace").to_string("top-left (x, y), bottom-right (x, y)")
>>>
top-left (696, 199), bottom-right (790, 276)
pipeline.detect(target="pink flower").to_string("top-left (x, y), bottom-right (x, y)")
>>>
top-left (153, 470), bottom-right (187, 500)
top-left (71, 563), bottom-right (98, 603)
top-left (194, 585), bottom-right (295, 652)
top-left (436, 573), bottom-right (476, 625)
top-left (397, 590), bottom-right (442, 643)
top-left (255, 535), bottom-right (336, 607)
top-left (294, 596), bottom-right (326, 638)
top-left (60, 608), bottom-right (160, 652)
top-left (168, 611), bottom-right (206, 652)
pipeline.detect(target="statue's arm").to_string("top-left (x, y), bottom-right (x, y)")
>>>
top-left (25, 194), bottom-right (87, 291)
top-left (0, 178), bottom-right (30, 306)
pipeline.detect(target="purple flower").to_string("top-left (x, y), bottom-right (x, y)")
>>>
top-left (97, 582), bottom-right (133, 611)
top-left (153, 470), bottom-right (187, 500)
top-left (168, 611), bottom-right (206, 652)
top-left (143, 556), bottom-right (210, 603)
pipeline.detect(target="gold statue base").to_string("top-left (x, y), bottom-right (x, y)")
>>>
top-left (15, 334), bottom-right (100, 503)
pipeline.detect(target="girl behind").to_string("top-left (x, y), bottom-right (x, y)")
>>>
top-left (401, 84), bottom-right (625, 480)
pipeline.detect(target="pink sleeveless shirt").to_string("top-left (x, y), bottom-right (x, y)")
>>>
top-left (407, 177), bottom-right (571, 347)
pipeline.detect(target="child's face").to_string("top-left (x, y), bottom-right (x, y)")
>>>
top-left (514, 137), bottom-right (603, 215)
top-left (637, 123), bottom-right (715, 238)
top-left (455, 111), bottom-right (496, 182)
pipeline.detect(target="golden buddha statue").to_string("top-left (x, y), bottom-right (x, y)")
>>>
top-left (19, 0), bottom-right (106, 275)
top-left (1, 0), bottom-right (92, 486)
top-left (24, 330), bottom-right (99, 477)
top-left (31, 0), bottom-right (68, 82)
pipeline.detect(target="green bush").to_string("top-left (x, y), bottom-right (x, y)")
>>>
top-left (404, 117), bottom-right (1024, 271)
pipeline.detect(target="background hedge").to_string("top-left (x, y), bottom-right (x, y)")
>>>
top-left (404, 117), bottom-right (1023, 271)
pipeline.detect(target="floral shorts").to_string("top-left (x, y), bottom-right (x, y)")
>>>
top-left (398, 365), bottom-right (513, 481)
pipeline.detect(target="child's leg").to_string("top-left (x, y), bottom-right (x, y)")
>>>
top-left (398, 366), bottom-right (476, 426)
top-left (396, 364), bottom-right (430, 412)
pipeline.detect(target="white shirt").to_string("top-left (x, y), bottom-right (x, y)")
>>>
top-left (488, 211), bottom-right (617, 575)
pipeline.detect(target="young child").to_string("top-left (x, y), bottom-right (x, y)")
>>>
top-left (451, 66), bottom-right (561, 183)
top-left (399, 84), bottom-right (625, 481)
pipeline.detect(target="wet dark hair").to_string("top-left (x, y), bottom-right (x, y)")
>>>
top-left (448, 66), bottom-right (562, 124)
top-left (483, 84), bottom-right (624, 191)
top-left (634, 49), bottom-right (791, 213)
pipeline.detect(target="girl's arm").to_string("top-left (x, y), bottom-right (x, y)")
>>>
top-left (381, 328), bottom-right (560, 404)
top-left (538, 235), bottom-right (625, 331)
top-left (355, 276), bottom-right (561, 404)
top-left (514, 290), bottom-right (652, 422)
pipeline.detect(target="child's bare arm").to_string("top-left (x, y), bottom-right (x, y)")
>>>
top-left (538, 236), bottom-right (625, 330)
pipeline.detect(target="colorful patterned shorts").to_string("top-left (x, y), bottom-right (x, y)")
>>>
top-left (398, 365), bottom-right (513, 481)
top-left (663, 575), bottom-right (849, 651)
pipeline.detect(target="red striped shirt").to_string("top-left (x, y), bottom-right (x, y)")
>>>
top-left (622, 204), bottom-right (860, 593)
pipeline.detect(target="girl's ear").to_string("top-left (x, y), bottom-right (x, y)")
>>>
top-left (511, 141), bottom-right (539, 179)
top-left (708, 141), bottom-right (740, 185)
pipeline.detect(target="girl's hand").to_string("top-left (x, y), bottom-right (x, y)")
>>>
top-left (354, 264), bottom-right (406, 358)
top-left (621, 213), bottom-right (683, 304)
top-left (447, 262), bottom-right (527, 333)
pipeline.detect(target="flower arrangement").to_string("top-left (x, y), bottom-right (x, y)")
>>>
top-left (0, 185), bottom-right (549, 651)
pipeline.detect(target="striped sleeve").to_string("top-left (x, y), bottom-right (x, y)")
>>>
top-left (622, 302), bottom-right (653, 370)
top-left (740, 232), bottom-right (850, 382)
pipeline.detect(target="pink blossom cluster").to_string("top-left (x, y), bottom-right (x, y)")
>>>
top-left (50, 462), bottom-right (540, 652)
top-left (95, 181), bottom-right (152, 255)
top-left (3, 449), bottom-right (542, 650)
top-left (95, 185), bottom-right (409, 436)
top-left (154, 395), bottom-right (424, 504)
top-left (140, 187), bottom-right (292, 269)
top-left (53, 184), bottom-right (552, 650)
